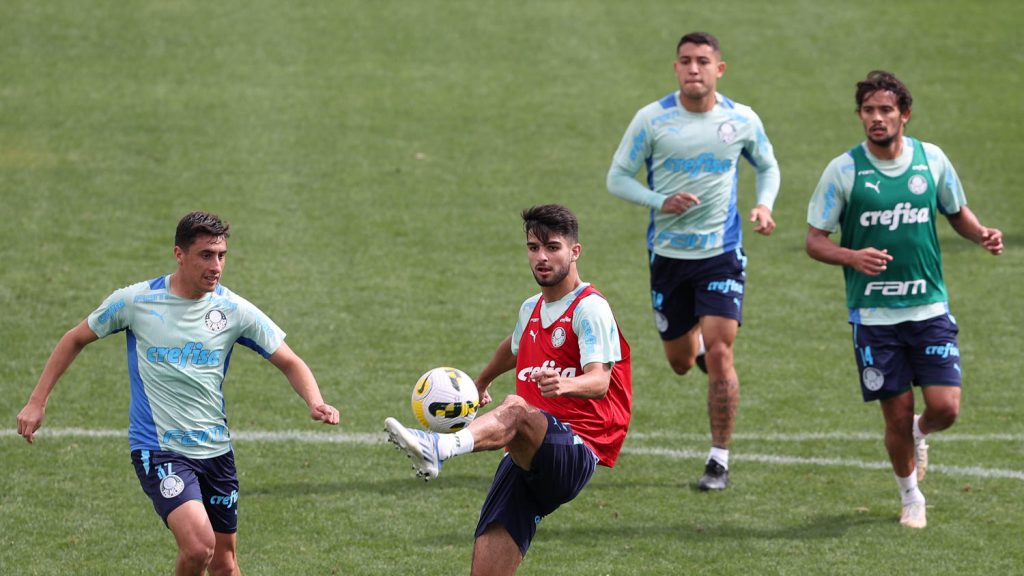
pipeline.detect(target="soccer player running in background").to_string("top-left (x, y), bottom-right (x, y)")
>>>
top-left (606, 31), bottom-right (780, 491)
top-left (385, 204), bottom-right (631, 576)
top-left (805, 71), bottom-right (1003, 528)
top-left (16, 211), bottom-right (341, 576)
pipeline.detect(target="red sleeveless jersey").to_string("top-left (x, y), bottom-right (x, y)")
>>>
top-left (515, 285), bottom-right (632, 467)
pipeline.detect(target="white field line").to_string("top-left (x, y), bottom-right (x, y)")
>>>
top-left (4, 427), bottom-right (1023, 481)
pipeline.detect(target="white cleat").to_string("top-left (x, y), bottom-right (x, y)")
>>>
top-left (384, 417), bottom-right (442, 481)
top-left (900, 501), bottom-right (927, 529)
top-left (913, 414), bottom-right (928, 481)
top-left (915, 437), bottom-right (929, 482)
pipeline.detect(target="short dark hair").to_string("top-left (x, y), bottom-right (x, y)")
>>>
top-left (175, 211), bottom-right (230, 250)
top-left (522, 204), bottom-right (579, 245)
top-left (677, 31), bottom-right (720, 55)
top-left (856, 70), bottom-right (913, 113)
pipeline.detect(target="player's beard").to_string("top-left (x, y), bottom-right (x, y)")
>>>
top-left (868, 133), bottom-right (897, 147)
top-left (532, 263), bottom-right (570, 287)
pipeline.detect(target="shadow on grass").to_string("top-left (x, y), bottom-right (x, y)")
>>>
top-left (540, 511), bottom-right (890, 542)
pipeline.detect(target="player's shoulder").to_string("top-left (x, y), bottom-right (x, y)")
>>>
top-left (716, 93), bottom-right (759, 118)
top-left (577, 290), bottom-right (615, 320)
top-left (915, 138), bottom-right (951, 164)
top-left (519, 292), bottom-right (542, 313)
top-left (111, 275), bottom-right (169, 300)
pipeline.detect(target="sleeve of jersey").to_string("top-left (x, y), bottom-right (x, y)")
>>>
top-left (573, 296), bottom-right (622, 367)
top-left (744, 112), bottom-right (782, 209)
top-left (606, 110), bottom-right (666, 210)
top-left (807, 155), bottom-right (852, 232)
top-left (86, 286), bottom-right (134, 338)
top-left (509, 295), bottom-right (539, 356)
top-left (236, 302), bottom-right (286, 359)
top-left (924, 143), bottom-right (967, 215)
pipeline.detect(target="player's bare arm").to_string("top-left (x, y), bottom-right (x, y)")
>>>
top-left (749, 204), bottom-right (776, 235)
top-left (946, 206), bottom-right (1004, 256)
top-left (268, 341), bottom-right (340, 425)
top-left (533, 362), bottom-right (612, 399)
top-left (661, 192), bottom-right (701, 214)
top-left (474, 334), bottom-right (517, 407)
top-left (16, 319), bottom-right (99, 444)
top-left (805, 225), bottom-right (892, 276)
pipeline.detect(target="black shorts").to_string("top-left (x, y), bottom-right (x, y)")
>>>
top-left (474, 412), bottom-right (597, 557)
top-left (852, 314), bottom-right (962, 402)
top-left (131, 449), bottom-right (240, 533)
top-left (649, 248), bottom-right (746, 340)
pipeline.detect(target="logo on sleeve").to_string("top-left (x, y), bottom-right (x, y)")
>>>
top-left (205, 309), bottom-right (228, 332)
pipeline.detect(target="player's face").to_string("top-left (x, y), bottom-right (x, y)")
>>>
top-left (526, 232), bottom-right (579, 288)
top-left (858, 90), bottom-right (910, 148)
top-left (674, 43), bottom-right (725, 102)
top-left (174, 234), bottom-right (227, 298)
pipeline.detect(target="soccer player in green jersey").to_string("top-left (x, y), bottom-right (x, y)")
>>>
top-left (607, 31), bottom-right (781, 491)
top-left (806, 71), bottom-right (1003, 528)
top-left (17, 211), bottom-right (341, 575)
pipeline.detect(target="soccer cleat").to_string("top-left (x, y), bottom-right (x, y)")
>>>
top-left (914, 437), bottom-right (929, 481)
top-left (695, 353), bottom-right (708, 374)
top-left (913, 415), bottom-right (928, 481)
top-left (384, 417), bottom-right (442, 481)
top-left (900, 501), bottom-right (927, 528)
top-left (698, 459), bottom-right (729, 491)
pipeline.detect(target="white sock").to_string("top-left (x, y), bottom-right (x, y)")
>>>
top-left (896, 471), bottom-right (925, 505)
top-left (697, 332), bottom-right (706, 356)
top-left (708, 447), bottom-right (729, 469)
top-left (913, 414), bottom-right (927, 443)
top-left (436, 428), bottom-right (475, 460)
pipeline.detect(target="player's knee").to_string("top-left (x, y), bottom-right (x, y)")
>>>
top-left (929, 403), bottom-right (959, 431)
top-left (208, 555), bottom-right (239, 576)
top-left (667, 356), bottom-right (697, 375)
top-left (179, 541), bottom-right (215, 571)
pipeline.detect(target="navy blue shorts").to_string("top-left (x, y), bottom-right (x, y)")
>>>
top-left (474, 412), bottom-right (597, 557)
top-left (131, 449), bottom-right (240, 533)
top-left (852, 314), bottom-right (962, 402)
top-left (649, 248), bottom-right (746, 340)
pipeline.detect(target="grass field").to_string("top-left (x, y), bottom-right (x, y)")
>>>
top-left (2, 1), bottom-right (1023, 574)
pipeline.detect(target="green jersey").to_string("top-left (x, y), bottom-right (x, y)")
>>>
top-left (808, 137), bottom-right (968, 325)
top-left (88, 275), bottom-right (285, 459)
top-left (842, 138), bottom-right (947, 309)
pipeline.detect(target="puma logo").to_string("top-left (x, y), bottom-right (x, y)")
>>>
top-left (529, 329), bottom-right (538, 343)
top-left (865, 181), bottom-right (881, 194)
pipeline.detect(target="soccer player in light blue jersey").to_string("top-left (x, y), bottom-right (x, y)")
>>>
top-left (806, 71), bottom-right (1002, 528)
top-left (607, 31), bottom-right (781, 491)
top-left (17, 211), bottom-right (340, 575)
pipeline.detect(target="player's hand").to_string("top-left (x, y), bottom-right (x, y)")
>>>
top-left (16, 402), bottom-right (46, 444)
top-left (980, 227), bottom-right (1004, 255)
top-left (478, 388), bottom-right (493, 408)
top-left (661, 192), bottom-right (700, 214)
top-left (750, 205), bottom-right (775, 236)
top-left (530, 368), bottom-right (567, 398)
top-left (850, 248), bottom-right (893, 276)
top-left (310, 403), bottom-right (340, 425)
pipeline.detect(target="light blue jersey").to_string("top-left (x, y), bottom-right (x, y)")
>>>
top-left (88, 275), bottom-right (284, 459)
top-left (807, 137), bottom-right (967, 325)
top-left (608, 91), bottom-right (780, 260)
top-left (510, 283), bottom-right (622, 368)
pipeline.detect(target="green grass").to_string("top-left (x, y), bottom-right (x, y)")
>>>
top-left (2, 0), bottom-right (1023, 574)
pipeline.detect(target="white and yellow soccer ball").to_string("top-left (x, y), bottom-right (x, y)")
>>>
top-left (411, 367), bottom-right (480, 433)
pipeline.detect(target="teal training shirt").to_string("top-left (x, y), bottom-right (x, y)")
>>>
top-left (88, 275), bottom-right (285, 459)
top-left (608, 91), bottom-right (780, 260)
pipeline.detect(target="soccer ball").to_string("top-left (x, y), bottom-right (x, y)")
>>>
top-left (411, 367), bottom-right (480, 433)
